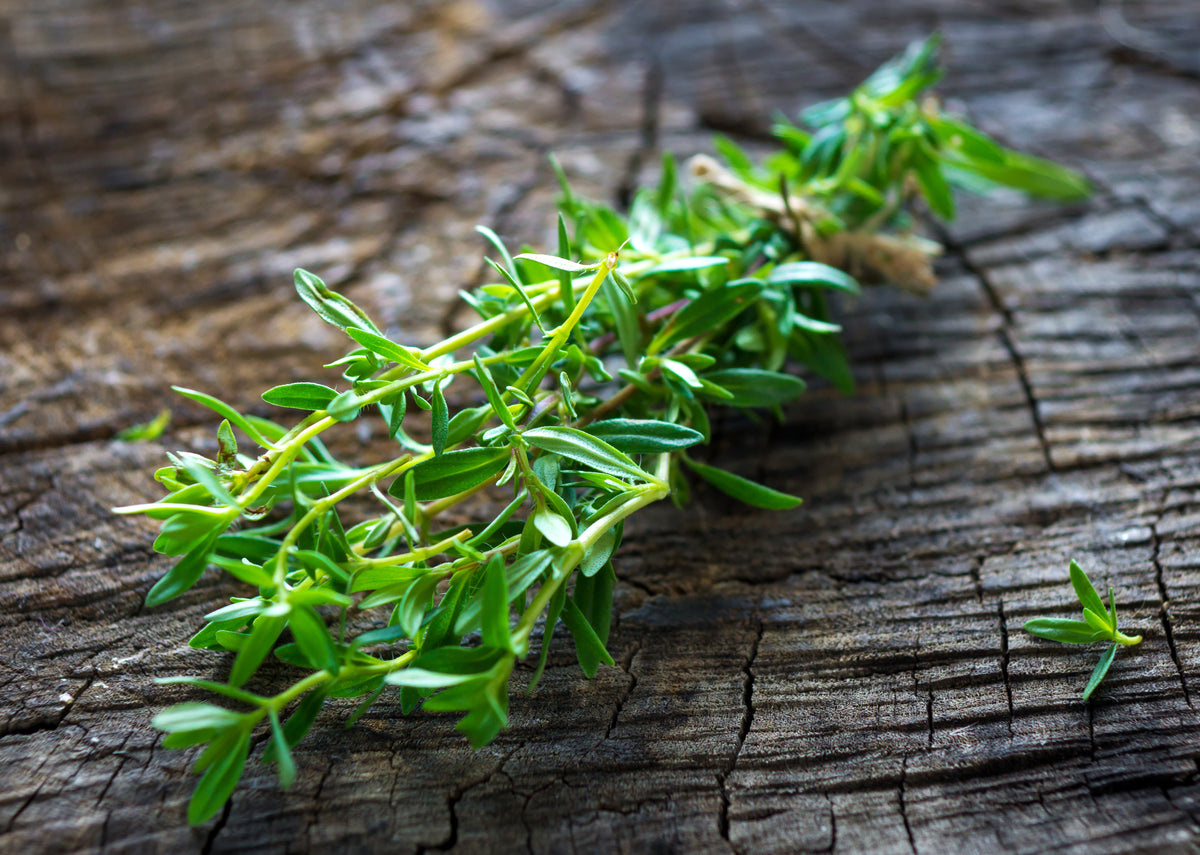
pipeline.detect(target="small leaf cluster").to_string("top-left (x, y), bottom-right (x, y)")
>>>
top-left (767, 33), bottom-right (1090, 231)
top-left (115, 35), bottom-right (1090, 824)
top-left (1024, 560), bottom-right (1142, 701)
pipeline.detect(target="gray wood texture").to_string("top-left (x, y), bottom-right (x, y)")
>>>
top-left (3, 1), bottom-right (1200, 852)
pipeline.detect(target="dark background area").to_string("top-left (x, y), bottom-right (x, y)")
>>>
top-left (3, 1), bottom-right (1200, 852)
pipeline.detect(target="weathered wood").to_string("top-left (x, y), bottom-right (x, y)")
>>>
top-left (3, 0), bottom-right (1200, 852)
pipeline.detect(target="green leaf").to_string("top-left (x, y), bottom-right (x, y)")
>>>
top-left (475, 225), bottom-right (520, 281)
top-left (767, 262), bottom-right (861, 294)
top-left (485, 257), bottom-right (545, 333)
top-left (398, 574), bottom-right (442, 640)
top-left (656, 151), bottom-right (678, 213)
top-left (178, 458), bottom-right (238, 509)
top-left (172, 386), bottom-right (278, 450)
top-left (790, 313), bottom-right (842, 335)
top-left (326, 389), bottom-right (364, 422)
top-left (263, 689), bottom-right (328, 764)
top-left (599, 272), bottom-right (641, 368)
top-left (913, 154), bottom-right (955, 220)
top-left (289, 606), bottom-right (339, 673)
top-left (523, 426), bottom-right (651, 483)
top-left (154, 510), bottom-right (224, 555)
top-left (263, 708), bottom-right (296, 790)
top-left (1082, 644), bottom-right (1119, 702)
top-left (585, 419), bottom-right (704, 453)
top-left (422, 572), bottom-right (470, 651)
top-left (575, 561), bottom-right (615, 646)
top-left (386, 652), bottom-right (501, 688)
top-left (529, 583), bottom-right (567, 693)
top-left (661, 358), bottom-right (702, 389)
top-left (788, 330), bottom-right (855, 394)
top-left (1082, 607), bottom-right (1113, 636)
top-left (431, 381), bottom-right (449, 456)
top-left (344, 327), bottom-right (431, 373)
top-left (215, 420), bottom-right (238, 467)
top-left (561, 597), bottom-right (614, 678)
top-left (699, 368), bottom-right (806, 408)
top-left (1023, 618), bottom-right (1109, 645)
top-left (453, 550), bottom-right (554, 636)
top-left (229, 612), bottom-right (288, 688)
top-left (926, 113), bottom-right (1005, 164)
top-left (533, 508), bottom-right (573, 547)
top-left (650, 280), bottom-right (762, 352)
top-left (262, 383), bottom-right (339, 411)
top-left (446, 405), bottom-right (490, 447)
top-left (1069, 561), bottom-right (1108, 623)
top-left (382, 390), bottom-right (408, 441)
top-left (714, 134), bottom-right (755, 175)
top-left (116, 408), bottom-right (171, 442)
top-left (481, 554), bottom-right (514, 653)
top-left (152, 702), bottom-right (244, 735)
top-left (555, 216), bottom-right (577, 317)
top-left (513, 252), bottom-right (600, 273)
top-left (145, 532), bottom-right (220, 608)
top-left (640, 255), bottom-right (730, 276)
top-left (682, 458), bottom-right (802, 510)
top-left (473, 354), bottom-right (517, 432)
top-left (947, 149), bottom-right (1091, 201)
top-left (579, 525), bottom-right (620, 578)
top-left (399, 447), bottom-right (510, 502)
top-left (294, 268), bottom-right (381, 334)
top-left (188, 727), bottom-right (250, 825)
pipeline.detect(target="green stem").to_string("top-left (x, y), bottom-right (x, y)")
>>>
top-left (511, 478), bottom-right (669, 653)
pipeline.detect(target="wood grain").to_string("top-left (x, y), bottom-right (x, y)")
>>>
top-left (3, 1), bottom-right (1200, 852)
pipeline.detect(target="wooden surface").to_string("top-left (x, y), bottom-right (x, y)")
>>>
top-left (3, 1), bottom-right (1200, 852)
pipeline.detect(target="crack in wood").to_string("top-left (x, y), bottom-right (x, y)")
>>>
top-left (899, 754), bottom-right (917, 855)
top-left (953, 243), bottom-right (1055, 474)
top-left (199, 798), bottom-right (232, 855)
top-left (603, 639), bottom-right (641, 740)
top-left (997, 600), bottom-right (1015, 739)
top-left (1150, 517), bottom-right (1193, 708)
top-left (717, 615), bottom-right (762, 850)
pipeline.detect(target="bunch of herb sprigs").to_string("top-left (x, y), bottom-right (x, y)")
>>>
top-left (116, 35), bottom-right (1090, 824)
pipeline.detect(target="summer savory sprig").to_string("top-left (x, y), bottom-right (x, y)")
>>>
top-left (114, 34), bottom-right (1091, 824)
top-left (1025, 560), bottom-right (1143, 701)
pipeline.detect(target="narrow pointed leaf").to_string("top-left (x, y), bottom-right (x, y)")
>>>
top-left (561, 597), bottom-right (614, 678)
top-left (481, 554), bottom-right (513, 652)
top-left (1082, 644), bottom-right (1119, 701)
top-left (172, 387), bottom-right (277, 450)
top-left (262, 383), bottom-right (339, 411)
top-left (399, 447), bottom-right (510, 501)
top-left (1023, 618), bottom-right (1108, 645)
top-left (585, 419), bottom-right (704, 453)
top-left (431, 382), bottom-right (448, 456)
top-left (523, 426), bottom-right (650, 482)
top-left (1069, 561), bottom-right (1108, 622)
top-left (345, 327), bottom-right (431, 373)
top-left (267, 708), bottom-right (296, 790)
top-left (682, 458), bottom-right (802, 510)
top-left (514, 252), bottom-right (600, 273)
top-left (294, 268), bottom-right (381, 334)
top-left (146, 532), bottom-right (220, 608)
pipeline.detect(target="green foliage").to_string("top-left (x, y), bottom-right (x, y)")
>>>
top-left (115, 35), bottom-right (1090, 825)
top-left (116, 408), bottom-right (172, 442)
top-left (1024, 560), bottom-right (1142, 701)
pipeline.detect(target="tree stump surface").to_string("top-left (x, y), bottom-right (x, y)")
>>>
top-left (3, 1), bottom-right (1200, 852)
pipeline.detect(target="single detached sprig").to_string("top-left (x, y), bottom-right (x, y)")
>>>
top-left (114, 34), bottom-right (1091, 824)
top-left (1024, 560), bottom-right (1143, 701)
